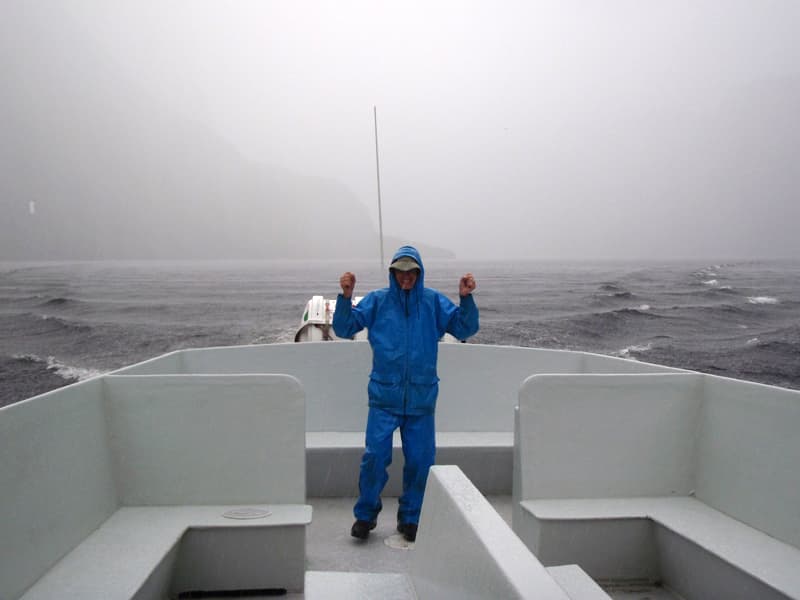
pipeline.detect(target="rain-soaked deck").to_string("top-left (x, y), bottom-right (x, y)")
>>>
top-left (298, 496), bottom-right (679, 600)
top-left (12, 343), bottom-right (791, 598)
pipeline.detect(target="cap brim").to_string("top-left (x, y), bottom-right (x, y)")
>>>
top-left (389, 258), bottom-right (420, 271)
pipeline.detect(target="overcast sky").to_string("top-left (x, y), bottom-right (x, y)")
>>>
top-left (10, 1), bottom-right (800, 260)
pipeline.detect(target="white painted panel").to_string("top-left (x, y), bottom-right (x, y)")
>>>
top-left (182, 343), bottom-right (371, 432)
top-left (436, 345), bottom-right (583, 432)
top-left (118, 343), bottom-right (685, 434)
top-left (517, 373), bottom-right (704, 499)
top-left (105, 374), bottom-right (305, 505)
top-left (695, 376), bottom-right (800, 549)
top-left (0, 379), bottom-right (117, 600)
top-left (412, 465), bottom-right (570, 600)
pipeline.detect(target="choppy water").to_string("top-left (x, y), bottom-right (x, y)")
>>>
top-left (1, 259), bottom-right (798, 407)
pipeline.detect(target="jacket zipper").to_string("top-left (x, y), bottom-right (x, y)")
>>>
top-left (403, 290), bottom-right (410, 415)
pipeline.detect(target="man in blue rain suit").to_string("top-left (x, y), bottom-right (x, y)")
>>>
top-left (333, 245), bottom-right (479, 542)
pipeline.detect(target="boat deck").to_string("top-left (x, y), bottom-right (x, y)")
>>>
top-left (292, 496), bottom-right (680, 600)
top-left (10, 343), bottom-right (790, 598)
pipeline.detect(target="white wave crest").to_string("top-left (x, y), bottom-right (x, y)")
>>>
top-left (746, 338), bottom-right (759, 345)
top-left (694, 267), bottom-right (719, 278)
top-left (46, 357), bottom-right (104, 381)
top-left (616, 343), bottom-right (652, 359)
top-left (747, 296), bottom-right (779, 305)
top-left (625, 304), bottom-right (651, 312)
top-left (703, 279), bottom-right (719, 286)
top-left (13, 353), bottom-right (103, 381)
top-left (12, 353), bottom-right (43, 362)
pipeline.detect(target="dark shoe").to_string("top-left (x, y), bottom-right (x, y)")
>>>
top-left (397, 522), bottom-right (418, 542)
top-left (351, 519), bottom-right (376, 540)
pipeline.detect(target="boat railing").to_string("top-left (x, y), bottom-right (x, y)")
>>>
top-left (115, 342), bottom-right (683, 433)
top-left (110, 342), bottom-right (687, 496)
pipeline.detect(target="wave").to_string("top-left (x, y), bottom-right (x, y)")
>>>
top-left (747, 296), bottom-right (779, 305)
top-left (693, 264), bottom-right (722, 278)
top-left (555, 308), bottom-right (665, 341)
top-left (272, 330), bottom-right (297, 344)
top-left (597, 284), bottom-right (633, 298)
top-left (700, 279), bottom-right (735, 292)
top-left (669, 303), bottom-right (746, 316)
top-left (704, 286), bottom-right (736, 294)
top-left (38, 314), bottom-right (93, 333)
top-left (745, 324), bottom-right (800, 354)
top-left (41, 297), bottom-right (74, 306)
top-left (0, 293), bottom-right (47, 303)
top-left (615, 343), bottom-right (653, 359)
top-left (614, 307), bottom-right (660, 318)
top-left (11, 353), bottom-right (103, 382)
top-left (0, 312), bottom-right (96, 339)
top-left (752, 340), bottom-right (800, 356)
top-left (535, 307), bottom-right (667, 345)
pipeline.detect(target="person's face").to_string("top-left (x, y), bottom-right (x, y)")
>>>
top-left (394, 269), bottom-right (419, 291)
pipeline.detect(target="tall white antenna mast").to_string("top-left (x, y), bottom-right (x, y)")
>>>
top-left (373, 106), bottom-right (385, 269)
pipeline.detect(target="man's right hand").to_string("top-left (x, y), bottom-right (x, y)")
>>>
top-left (339, 272), bottom-right (356, 298)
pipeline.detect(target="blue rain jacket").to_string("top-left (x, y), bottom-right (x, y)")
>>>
top-left (333, 246), bottom-right (479, 415)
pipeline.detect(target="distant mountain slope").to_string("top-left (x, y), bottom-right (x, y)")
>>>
top-left (0, 5), bottom-right (453, 261)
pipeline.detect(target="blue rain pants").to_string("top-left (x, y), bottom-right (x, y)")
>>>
top-left (353, 406), bottom-right (436, 526)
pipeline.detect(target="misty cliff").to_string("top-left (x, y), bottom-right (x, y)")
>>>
top-left (0, 6), bottom-right (451, 261)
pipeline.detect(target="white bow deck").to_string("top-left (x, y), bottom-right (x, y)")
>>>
top-left (2, 342), bottom-right (798, 599)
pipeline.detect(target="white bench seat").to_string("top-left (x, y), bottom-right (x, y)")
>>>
top-left (513, 373), bottom-right (800, 600)
top-left (306, 431), bottom-right (512, 448)
top-left (306, 432), bottom-right (513, 496)
top-left (4, 374), bottom-right (312, 599)
top-left (521, 496), bottom-right (800, 599)
top-left (21, 504), bottom-right (312, 600)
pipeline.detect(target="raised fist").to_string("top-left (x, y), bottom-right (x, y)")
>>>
top-left (459, 273), bottom-right (476, 297)
top-left (340, 272), bottom-right (356, 298)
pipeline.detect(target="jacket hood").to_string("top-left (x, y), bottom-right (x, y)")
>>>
top-left (388, 245), bottom-right (424, 291)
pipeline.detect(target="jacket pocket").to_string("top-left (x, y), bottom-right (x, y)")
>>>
top-left (409, 374), bottom-right (439, 385)
top-left (407, 374), bottom-right (439, 413)
top-left (368, 373), bottom-right (403, 408)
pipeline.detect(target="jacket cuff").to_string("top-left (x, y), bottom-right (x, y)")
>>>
top-left (459, 293), bottom-right (476, 308)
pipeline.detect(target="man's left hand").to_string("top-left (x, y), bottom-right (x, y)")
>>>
top-left (459, 273), bottom-right (476, 297)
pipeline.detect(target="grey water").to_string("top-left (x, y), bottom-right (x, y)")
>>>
top-left (1, 259), bottom-right (799, 407)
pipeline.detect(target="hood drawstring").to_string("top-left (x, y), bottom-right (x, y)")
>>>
top-left (401, 285), bottom-right (422, 319)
